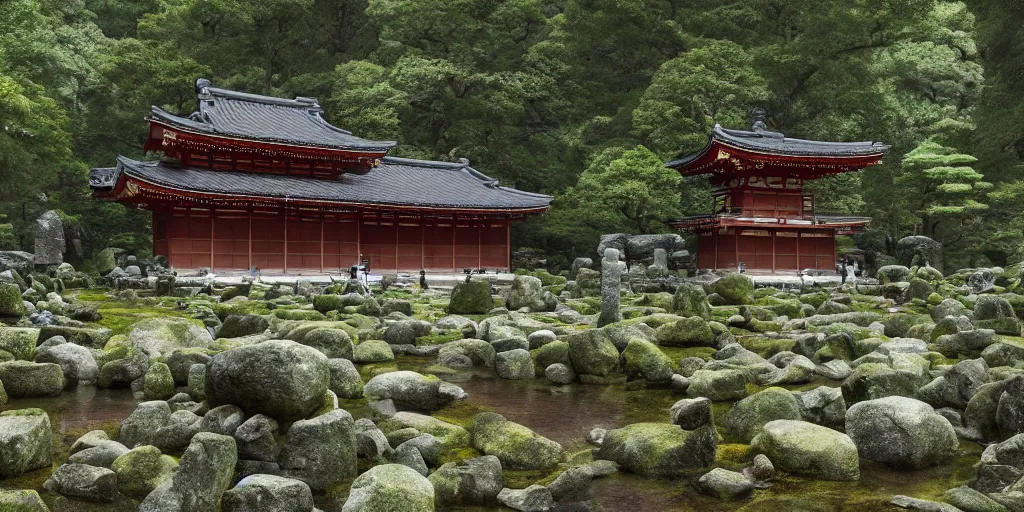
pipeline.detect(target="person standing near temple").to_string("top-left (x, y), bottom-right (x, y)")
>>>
top-left (840, 260), bottom-right (849, 285)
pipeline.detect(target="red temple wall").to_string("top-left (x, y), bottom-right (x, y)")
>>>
top-left (696, 229), bottom-right (835, 272)
top-left (157, 209), bottom-right (510, 273)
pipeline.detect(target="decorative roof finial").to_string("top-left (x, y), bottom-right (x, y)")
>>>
top-left (750, 107), bottom-right (768, 132)
top-left (195, 78), bottom-right (212, 94)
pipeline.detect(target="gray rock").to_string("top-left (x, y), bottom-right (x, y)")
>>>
top-left (67, 440), bottom-right (129, 468)
top-left (111, 445), bottom-right (179, 497)
top-left (234, 414), bottom-right (279, 462)
top-left (670, 397), bottom-right (714, 430)
top-left (527, 329), bottom-right (557, 349)
top-left (199, 404), bottom-right (244, 436)
top-left (166, 351), bottom-right (212, 386)
top-left (43, 463), bottom-right (117, 502)
top-left (890, 495), bottom-right (962, 511)
top-left (328, 358), bottom-right (364, 399)
top-left (0, 489), bottom-right (49, 511)
top-left (793, 386), bottom-right (847, 431)
top-left (918, 358), bottom-right (989, 409)
top-left (567, 330), bottom-right (618, 377)
top-left (399, 434), bottom-right (441, 467)
top-left (506, 275), bottom-right (551, 312)
top-left (545, 363), bottom-right (576, 385)
top-left (70, 430), bottom-right (110, 455)
top-left (597, 422), bottom-right (716, 476)
top-left (945, 485), bottom-right (1008, 512)
top-left (382, 319), bottom-right (432, 346)
top-left (222, 474), bottom-right (314, 512)
top-left (598, 248), bottom-right (622, 327)
top-left (143, 361), bottom-right (176, 400)
top-left (998, 375), bottom-right (1024, 440)
top-left (471, 412), bottom-right (563, 470)
top-left (698, 468), bottom-right (754, 500)
top-left (429, 455), bottom-right (503, 506)
top-left (215, 314), bottom-right (269, 340)
top-left (748, 453), bottom-right (775, 482)
top-left (33, 210), bottom-right (65, 265)
top-left (206, 340), bottom-right (330, 422)
top-left (723, 387), bottom-right (802, 443)
top-left (128, 317), bottom-right (213, 359)
top-left (119, 400), bottom-right (172, 448)
top-left (364, 371), bottom-right (464, 412)
top-left (279, 409), bottom-right (357, 492)
top-left (356, 418), bottom-right (392, 459)
top-left (846, 396), bottom-right (958, 469)
top-left (448, 280), bottom-right (495, 315)
top-left (496, 349), bottom-right (535, 380)
top-left (139, 433), bottom-right (237, 512)
top-left (0, 408), bottom-right (52, 477)
top-left (35, 342), bottom-right (98, 382)
top-left (152, 409), bottom-right (202, 453)
top-left (342, 463), bottom-right (434, 512)
top-left (687, 369), bottom-right (748, 401)
top-left (497, 485), bottom-right (554, 512)
top-left (816, 359), bottom-right (852, 381)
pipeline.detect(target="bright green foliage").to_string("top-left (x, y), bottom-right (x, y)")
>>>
top-left (897, 137), bottom-right (990, 245)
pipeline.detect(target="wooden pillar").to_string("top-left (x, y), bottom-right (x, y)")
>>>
top-left (247, 209), bottom-right (252, 271)
top-left (713, 233), bottom-right (719, 271)
top-left (320, 212), bottom-right (325, 274)
top-left (452, 215), bottom-right (457, 272)
top-left (734, 231), bottom-right (739, 270)
top-left (771, 231), bottom-right (776, 274)
top-left (356, 210), bottom-right (362, 266)
top-left (420, 216), bottom-right (425, 270)
top-left (210, 210), bottom-right (215, 272)
top-left (505, 218), bottom-right (511, 271)
top-left (395, 215), bottom-right (399, 272)
top-left (283, 207), bottom-right (288, 274)
top-left (795, 231), bottom-right (801, 271)
top-left (477, 220), bottom-right (482, 270)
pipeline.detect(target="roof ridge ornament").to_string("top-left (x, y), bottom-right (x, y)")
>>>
top-left (195, 78), bottom-right (212, 95)
top-left (748, 106), bottom-right (784, 139)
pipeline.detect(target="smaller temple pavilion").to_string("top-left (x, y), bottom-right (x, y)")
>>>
top-left (90, 79), bottom-right (551, 274)
top-left (667, 109), bottom-right (889, 274)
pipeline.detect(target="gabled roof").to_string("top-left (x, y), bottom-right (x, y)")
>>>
top-left (666, 123), bottom-right (890, 170)
top-left (148, 78), bottom-right (396, 152)
top-left (91, 156), bottom-right (552, 213)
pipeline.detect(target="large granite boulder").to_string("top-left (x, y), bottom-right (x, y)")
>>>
top-left (67, 440), bottom-right (129, 468)
top-left (621, 338), bottom-right (674, 383)
top-left (139, 433), bottom-right (237, 512)
top-left (119, 401), bottom-right (173, 449)
top-left (0, 361), bottom-right (64, 397)
top-left (215, 315), bottom-right (269, 340)
top-left (0, 489), bottom-right (49, 510)
top-left (206, 340), bottom-right (329, 422)
top-left (672, 283), bottom-right (712, 320)
top-left (448, 280), bottom-right (494, 315)
top-left (33, 210), bottom-right (65, 265)
top-left (223, 474), bottom-right (314, 512)
top-left (328, 358), bottom-right (364, 399)
top-left (0, 408), bottom-right (52, 478)
top-left (495, 349), bottom-right (535, 380)
top-left (751, 420), bottom-right (859, 481)
top-left (896, 236), bottom-right (941, 266)
top-left (597, 422), bottom-right (716, 476)
top-left (35, 340), bottom-right (98, 382)
top-left (364, 371), bottom-right (464, 412)
top-left (506, 275), bottom-right (551, 312)
top-left (0, 327), bottom-right (37, 360)
top-left (845, 397), bottom-right (957, 469)
top-left (128, 317), bottom-right (213, 359)
top-left (655, 316), bottom-right (716, 347)
top-left (279, 409), bottom-right (357, 492)
top-left (470, 412), bottom-right (563, 470)
top-left (687, 369), bottom-right (748, 401)
top-left (342, 464), bottom-right (435, 512)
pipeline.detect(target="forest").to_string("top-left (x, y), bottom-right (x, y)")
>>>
top-left (1, 0), bottom-right (1023, 271)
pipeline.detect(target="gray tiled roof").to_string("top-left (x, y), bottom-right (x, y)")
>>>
top-left (666, 124), bottom-right (889, 168)
top-left (149, 80), bottom-right (396, 151)
top-left (96, 156), bottom-right (552, 211)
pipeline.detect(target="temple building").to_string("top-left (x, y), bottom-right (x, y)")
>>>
top-left (667, 111), bottom-right (888, 273)
top-left (89, 79), bottom-right (552, 274)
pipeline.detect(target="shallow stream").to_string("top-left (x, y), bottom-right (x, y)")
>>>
top-left (2, 363), bottom-right (982, 512)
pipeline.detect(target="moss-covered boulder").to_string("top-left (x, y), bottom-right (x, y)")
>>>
top-left (0, 489), bottom-right (49, 511)
top-left (386, 412), bottom-right (469, 450)
top-left (751, 420), bottom-right (859, 481)
top-left (567, 330), bottom-right (619, 377)
top-left (39, 326), bottom-right (112, 348)
top-left (428, 455), bottom-right (503, 506)
top-left (215, 314), bottom-right (269, 340)
top-left (596, 422), bottom-right (716, 476)
top-left (0, 408), bottom-right (52, 478)
top-left (343, 464), bottom-right (434, 512)
top-left (0, 283), bottom-right (26, 318)
top-left (495, 349), bottom-right (535, 380)
top-left (448, 280), bottom-right (494, 315)
top-left (469, 412), bottom-right (563, 470)
top-left (438, 339), bottom-right (495, 368)
top-left (713, 274), bottom-right (754, 305)
top-left (687, 369), bottom-right (748, 401)
top-left (0, 361), bottom-right (64, 397)
top-left (877, 265), bottom-right (911, 284)
top-left (723, 387), bottom-right (802, 443)
top-left (364, 371), bottom-right (463, 412)
top-left (655, 317), bottom-right (716, 347)
top-left (622, 338), bottom-right (674, 383)
top-left (353, 339), bottom-right (395, 363)
top-left (298, 327), bottom-right (354, 359)
top-left (532, 340), bottom-right (570, 369)
top-left (128, 317), bottom-right (213, 359)
top-left (327, 358), bottom-right (363, 399)
top-left (0, 328), bottom-right (38, 360)
top-left (138, 432), bottom-right (237, 511)
top-left (110, 445), bottom-right (179, 497)
top-left (206, 340), bottom-right (330, 422)
top-left (505, 275), bottom-right (551, 312)
top-left (672, 283), bottom-right (712, 320)
top-left (0, 380), bottom-right (6, 411)
top-left (143, 362), bottom-right (176, 400)
top-left (278, 409), bottom-right (357, 492)
top-left (845, 396), bottom-right (957, 469)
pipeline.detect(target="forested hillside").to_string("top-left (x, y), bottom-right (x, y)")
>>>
top-left (1, 0), bottom-right (1021, 270)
